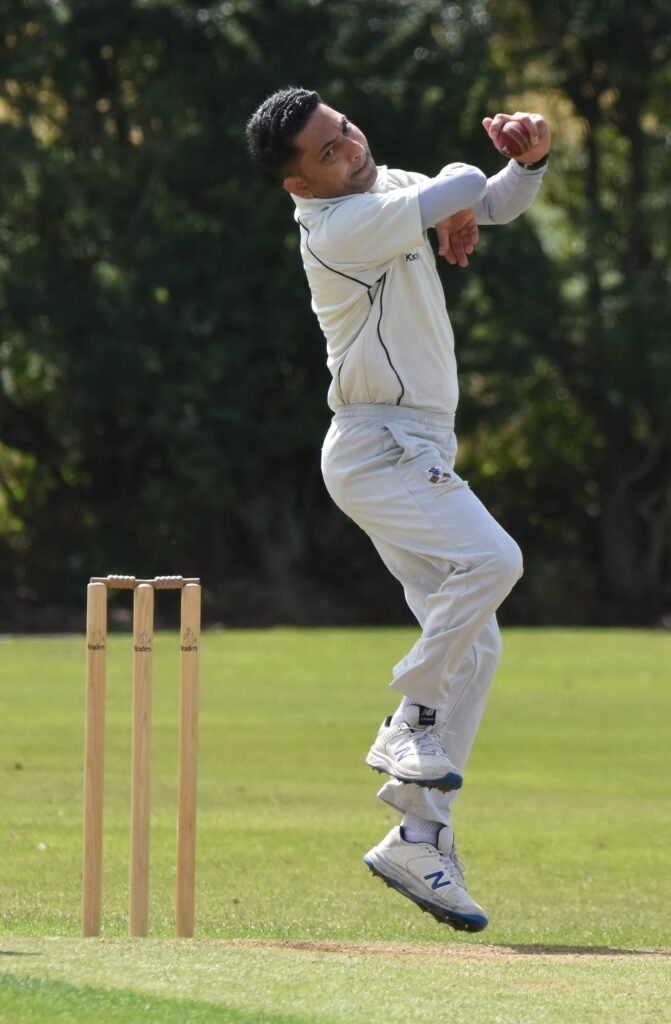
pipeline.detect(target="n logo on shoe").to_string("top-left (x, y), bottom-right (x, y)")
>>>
top-left (424, 871), bottom-right (451, 890)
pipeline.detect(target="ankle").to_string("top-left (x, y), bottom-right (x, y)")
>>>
top-left (401, 814), bottom-right (441, 846)
top-left (391, 701), bottom-right (438, 728)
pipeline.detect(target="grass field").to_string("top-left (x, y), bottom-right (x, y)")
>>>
top-left (1, 626), bottom-right (670, 1022)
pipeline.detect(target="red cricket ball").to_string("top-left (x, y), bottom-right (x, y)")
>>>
top-left (495, 120), bottom-right (531, 159)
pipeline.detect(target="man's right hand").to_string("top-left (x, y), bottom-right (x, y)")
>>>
top-left (435, 208), bottom-right (479, 267)
top-left (483, 112), bottom-right (551, 164)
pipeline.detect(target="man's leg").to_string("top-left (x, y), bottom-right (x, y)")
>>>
top-left (322, 409), bottom-right (519, 929)
top-left (368, 543), bottom-right (502, 822)
top-left (376, 613), bottom-right (502, 826)
top-left (365, 556), bottom-right (501, 933)
top-left (363, 615), bottom-right (500, 933)
top-left (323, 410), bottom-right (521, 717)
top-left (324, 414), bottom-right (520, 791)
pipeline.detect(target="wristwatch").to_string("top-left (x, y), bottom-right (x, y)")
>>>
top-left (516, 153), bottom-right (549, 170)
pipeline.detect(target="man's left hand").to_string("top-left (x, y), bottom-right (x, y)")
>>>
top-left (435, 208), bottom-right (480, 267)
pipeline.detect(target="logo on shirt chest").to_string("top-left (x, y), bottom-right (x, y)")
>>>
top-left (405, 251), bottom-right (420, 262)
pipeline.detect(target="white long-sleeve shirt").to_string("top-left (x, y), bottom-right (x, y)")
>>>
top-left (292, 159), bottom-right (547, 414)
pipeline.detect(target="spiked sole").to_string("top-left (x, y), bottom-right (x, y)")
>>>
top-left (363, 856), bottom-right (488, 933)
top-left (366, 761), bottom-right (463, 792)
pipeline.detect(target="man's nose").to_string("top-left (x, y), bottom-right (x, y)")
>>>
top-left (345, 136), bottom-right (365, 160)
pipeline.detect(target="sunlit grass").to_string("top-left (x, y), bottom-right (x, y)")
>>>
top-left (1, 628), bottom-right (669, 1022)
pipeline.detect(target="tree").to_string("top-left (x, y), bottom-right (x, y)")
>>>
top-left (466, 0), bottom-right (671, 621)
top-left (1, 0), bottom-right (669, 625)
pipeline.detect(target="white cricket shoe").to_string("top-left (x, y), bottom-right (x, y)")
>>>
top-left (365, 716), bottom-right (463, 791)
top-left (363, 825), bottom-right (488, 932)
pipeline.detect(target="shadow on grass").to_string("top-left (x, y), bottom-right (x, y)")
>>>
top-left (0, 950), bottom-right (41, 957)
top-left (0, 974), bottom-right (319, 1024)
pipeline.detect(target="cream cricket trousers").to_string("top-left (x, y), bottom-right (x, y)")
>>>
top-left (321, 404), bottom-right (523, 827)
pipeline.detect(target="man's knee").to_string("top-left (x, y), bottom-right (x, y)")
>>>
top-left (492, 534), bottom-right (524, 589)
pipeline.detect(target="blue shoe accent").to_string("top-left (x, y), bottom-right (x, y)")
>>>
top-left (423, 869), bottom-right (452, 890)
top-left (363, 855), bottom-right (488, 933)
top-left (368, 764), bottom-right (463, 792)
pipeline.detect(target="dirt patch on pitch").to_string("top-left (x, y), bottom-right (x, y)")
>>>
top-left (224, 938), bottom-right (669, 960)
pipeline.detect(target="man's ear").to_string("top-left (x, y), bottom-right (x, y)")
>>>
top-left (283, 175), bottom-right (314, 199)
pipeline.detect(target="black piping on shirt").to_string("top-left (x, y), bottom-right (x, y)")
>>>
top-left (297, 218), bottom-right (405, 404)
top-left (373, 273), bottom-right (404, 404)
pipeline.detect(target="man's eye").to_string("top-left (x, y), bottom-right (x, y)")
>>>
top-left (342, 120), bottom-right (350, 134)
top-left (324, 147), bottom-right (334, 160)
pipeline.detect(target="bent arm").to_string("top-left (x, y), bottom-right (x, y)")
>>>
top-left (418, 164), bottom-right (487, 230)
top-left (473, 160), bottom-right (547, 225)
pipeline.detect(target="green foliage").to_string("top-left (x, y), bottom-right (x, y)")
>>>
top-left (474, 0), bottom-right (671, 620)
top-left (1, 0), bottom-right (334, 613)
top-left (0, 0), bottom-right (669, 623)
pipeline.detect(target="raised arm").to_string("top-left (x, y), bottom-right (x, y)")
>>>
top-left (431, 113), bottom-right (550, 266)
top-left (474, 111), bottom-right (551, 226)
top-left (418, 165), bottom-right (486, 268)
top-left (417, 164), bottom-right (487, 230)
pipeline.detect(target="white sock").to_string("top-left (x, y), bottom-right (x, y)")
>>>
top-left (401, 814), bottom-right (441, 846)
top-left (390, 697), bottom-right (438, 727)
top-left (390, 695), bottom-right (416, 726)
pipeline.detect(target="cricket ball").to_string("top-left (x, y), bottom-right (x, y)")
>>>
top-left (495, 120), bottom-right (531, 159)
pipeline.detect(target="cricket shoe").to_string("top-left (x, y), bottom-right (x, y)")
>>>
top-left (365, 715), bottom-right (463, 791)
top-left (363, 825), bottom-right (488, 932)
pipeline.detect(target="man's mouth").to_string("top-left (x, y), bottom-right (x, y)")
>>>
top-left (352, 154), bottom-right (371, 177)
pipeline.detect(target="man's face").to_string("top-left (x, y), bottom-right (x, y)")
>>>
top-left (283, 103), bottom-right (377, 199)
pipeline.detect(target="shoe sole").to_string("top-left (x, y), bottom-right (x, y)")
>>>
top-left (363, 855), bottom-right (488, 933)
top-left (365, 757), bottom-right (463, 792)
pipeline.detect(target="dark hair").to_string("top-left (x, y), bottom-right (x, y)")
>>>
top-left (246, 87), bottom-right (321, 179)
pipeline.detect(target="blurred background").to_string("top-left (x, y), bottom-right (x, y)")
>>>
top-left (0, 0), bottom-right (669, 630)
